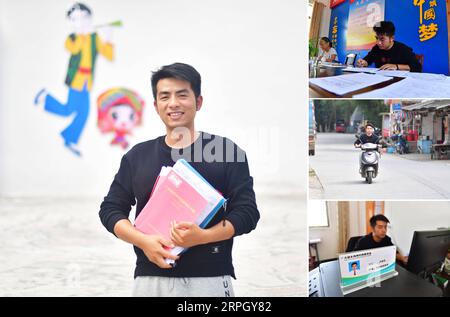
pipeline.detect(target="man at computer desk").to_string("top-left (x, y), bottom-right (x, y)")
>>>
top-left (356, 21), bottom-right (422, 73)
top-left (353, 215), bottom-right (409, 266)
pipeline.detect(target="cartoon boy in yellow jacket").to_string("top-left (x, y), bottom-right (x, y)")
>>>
top-left (34, 3), bottom-right (113, 156)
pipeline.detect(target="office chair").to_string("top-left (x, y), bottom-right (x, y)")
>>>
top-left (415, 54), bottom-right (424, 67)
top-left (309, 266), bottom-right (324, 297)
top-left (346, 236), bottom-right (363, 252)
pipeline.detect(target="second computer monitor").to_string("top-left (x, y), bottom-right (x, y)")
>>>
top-left (407, 229), bottom-right (450, 275)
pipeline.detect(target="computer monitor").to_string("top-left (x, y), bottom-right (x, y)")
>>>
top-left (406, 229), bottom-right (450, 276)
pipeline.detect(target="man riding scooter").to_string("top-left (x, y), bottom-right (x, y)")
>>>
top-left (354, 123), bottom-right (387, 184)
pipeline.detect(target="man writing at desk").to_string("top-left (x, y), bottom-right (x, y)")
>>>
top-left (353, 215), bottom-right (408, 266)
top-left (356, 21), bottom-right (422, 72)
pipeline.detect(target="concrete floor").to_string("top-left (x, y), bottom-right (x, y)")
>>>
top-left (0, 194), bottom-right (307, 297)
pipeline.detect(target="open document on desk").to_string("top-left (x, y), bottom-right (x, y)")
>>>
top-left (309, 73), bottom-right (393, 95)
top-left (343, 66), bottom-right (379, 74)
top-left (354, 76), bottom-right (450, 98)
top-left (343, 67), bottom-right (410, 78)
top-left (319, 62), bottom-right (347, 68)
top-left (344, 67), bottom-right (450, 81)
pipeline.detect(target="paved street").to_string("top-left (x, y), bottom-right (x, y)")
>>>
top-left (309, 133), bottom-right (450, 200)
top-left (0, 194), bottom-right (307, 297)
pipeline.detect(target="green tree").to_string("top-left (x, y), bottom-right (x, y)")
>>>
top-left (313, 100), bottom-right (388, 132)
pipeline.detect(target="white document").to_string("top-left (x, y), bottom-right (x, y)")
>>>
top-left (153, 166), bottom-right (170, 193)
top-left (309, 73), bottom-right (393, 95)
top-left (343, 66), bottom-right (379, 74)
top-left (377, 71), bottom-right (447, 80)
top-left (405, 72), bottom-right (448, 81)
top-left (165, 159), bottom-right (226, 265)
top-left (172, 159), bottom-right (224, 218)
top-left (319, 62), bottom-right (346, 68)
top-left (376, 70), bottom-right (410, 77)
top-left (343, 67), bottom-right (410, 78)
top-left (354, 77), bottom-right (450, 98)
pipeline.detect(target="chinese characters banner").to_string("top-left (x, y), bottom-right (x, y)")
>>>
top-left (331, 16), bottom-right (339, 49)
top-left (346, 0), bottom-right (385, 51)
top-left (413, 0), bottom-right (439, 42)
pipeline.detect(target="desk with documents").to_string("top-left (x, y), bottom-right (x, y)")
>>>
top-left (309, 64), bottom-right (450, 98)
top-left (309, 65), bottom-right (402, 98)
top-left (317, 260), bottom-right (443, 297)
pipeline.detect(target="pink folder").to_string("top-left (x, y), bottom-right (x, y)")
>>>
top-left (134, 169), bottom-right (209, 241)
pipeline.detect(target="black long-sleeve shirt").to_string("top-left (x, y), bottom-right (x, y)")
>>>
top-left (363, 41), bottom-right (422, 72)
top-left (99, 132), bottom-right (260, 278)
top-left (353, 233), bottom-right (394, 251)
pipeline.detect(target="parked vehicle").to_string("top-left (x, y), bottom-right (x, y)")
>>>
top-left (335, 119), bottom-right (346, 133)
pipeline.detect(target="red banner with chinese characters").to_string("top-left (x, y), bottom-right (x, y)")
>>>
top-left (330, 0), bottom-right (346, 8)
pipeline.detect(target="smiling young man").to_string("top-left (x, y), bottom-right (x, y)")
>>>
top-left (99, 63), bottom-right (260, 297)
top-left (356, 21), bottom-right (422, 72)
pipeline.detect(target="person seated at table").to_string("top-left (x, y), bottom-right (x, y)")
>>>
top-left (318, 37), bottom-right (339, 63)
top-left (356, 21), bottom-right (422, 72)
top-left (353, 214), bottom-right (408, 266)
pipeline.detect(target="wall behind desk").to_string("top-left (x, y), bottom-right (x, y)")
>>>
top-left (385, 201), bottom-right (450, 255)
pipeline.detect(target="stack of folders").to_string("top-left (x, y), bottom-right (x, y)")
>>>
top-left (134, 159), bottom-right (226, 265)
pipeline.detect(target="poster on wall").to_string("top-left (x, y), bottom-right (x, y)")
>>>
top-left (33, 3), bottom-right (122, 157)
top-left (346, 0), bottom-right (385, 51)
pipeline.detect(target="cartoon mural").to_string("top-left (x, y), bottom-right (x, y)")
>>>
top-left (97, 88), bottom-right (145, 149)
top-left (34, 3), bottom-right (119, 156)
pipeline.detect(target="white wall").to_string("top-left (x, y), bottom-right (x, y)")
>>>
top-left (309, 201), bottom-right (339, 261)
top-left (385, 201), bottom-right (450, 255)
top-left (0, 0), bottom-right (307, 198)
top-left (309, 201), bottom-right (367, 260)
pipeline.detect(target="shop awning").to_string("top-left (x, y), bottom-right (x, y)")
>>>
top-left (402, 100), bottom-right (450, 111)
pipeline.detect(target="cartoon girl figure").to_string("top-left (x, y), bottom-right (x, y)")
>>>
top-left (97, 88), bottom-right (145, 149)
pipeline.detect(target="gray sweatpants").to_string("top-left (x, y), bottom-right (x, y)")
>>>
top-left (132, 275), bottom-right (235, 297)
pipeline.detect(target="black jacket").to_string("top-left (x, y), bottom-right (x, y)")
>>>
top-left (354, 133), bottom-right (381, 146)
top-left (353, 233), bottom-right (394, 251)
top-left (363, 41), bottom-right (422, 72)
top-left (99, 132), bottom-right (260, 278)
